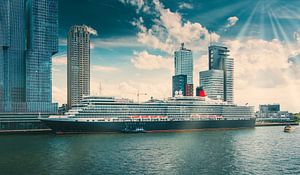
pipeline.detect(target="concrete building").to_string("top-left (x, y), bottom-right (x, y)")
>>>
top-left (67, 25), bottom-right (91, 108)
top-left (185, 84), bottom-right (194, 96)
top-left (0, 0), bottom-right (58, 113)
top-left (174, 43), bottom-right (193, 96)
top-left (172, 75), bottom-right (187, 97)
top-left (259, 104), bottom-right (280, 113)
top-left (257, 104), bottom-right (292, 119)
top-left (199, 70), bottom-right (224, 100)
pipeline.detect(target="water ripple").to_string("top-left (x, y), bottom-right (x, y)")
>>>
top-left (0, 126), bottom-right (299, 174)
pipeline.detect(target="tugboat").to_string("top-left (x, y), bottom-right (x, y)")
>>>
top-left (284, 125), bottom-right (295, 133)
top-left (122, 127), bottom-right (146, 133)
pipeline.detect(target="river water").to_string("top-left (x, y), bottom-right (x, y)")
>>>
top-left (0, 126), bottom-right (299, 175)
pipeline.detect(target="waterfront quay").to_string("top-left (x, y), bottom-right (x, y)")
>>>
top-left (0, 113), bottom-right (51, 132)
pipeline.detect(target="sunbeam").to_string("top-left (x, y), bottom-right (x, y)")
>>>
top-left (235, 0), bottom-right (261, 40)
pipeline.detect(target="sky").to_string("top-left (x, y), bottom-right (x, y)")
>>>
top-left (52, 0), bottom-right (300, 112)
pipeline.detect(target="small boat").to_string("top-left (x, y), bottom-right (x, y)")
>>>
top-left (121, 127), bottom-right (146, 133)
top-left (284, 125), bottom-right (295, 132)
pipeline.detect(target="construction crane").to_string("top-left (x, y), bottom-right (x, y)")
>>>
top-left (98, 82), bottom-right (102, 96)
top-left (126, 90), bottom-right (147, 103)
top-left (117, 84), bottom-right (147, 103)
top-left (136, 90), bottom-right (147, 103)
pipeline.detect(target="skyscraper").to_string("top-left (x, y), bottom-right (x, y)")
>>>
top-left (199, 45), bottom-right (234, 103)
top-left (0, 0), bottom-right (58, 112)
top-left (67, 25), bottom-right (91, 108)
top-left (174, 43), bottom-right (193, 96)
top-left (26, 0), bottom-right (59, 112)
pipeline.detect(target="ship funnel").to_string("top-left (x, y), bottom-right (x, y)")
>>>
top-left (199, 86), bottom-right (206, 97)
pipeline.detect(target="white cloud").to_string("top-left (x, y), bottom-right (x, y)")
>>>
top-left (225, 39), bottom-right (290, 88)
top-left (86, 26), bottom-right (98, 36)
top-left (130, 0), bottom-right (220, 54)
top-left (131, 50), bottom-right (173, 70)
top-left (224, 38), bottom-right (300, 111)
top-left (92, 65), bottom-right (120, 72)
top-left (288, 54), bottom-right (300, 78)
top-left (52, 54), bottom-right (67, 65)
top-left (226, 16), bottom-right (239, 28)
top-left (119, 0), bottom-right (150, 13)
top-left (179, 2), bottom-right (193, 9)
top-left (52, 86), bottom-right (67, 105)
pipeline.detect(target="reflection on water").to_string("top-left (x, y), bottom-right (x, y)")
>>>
top-left (0, 127), bottom-right (299, 175)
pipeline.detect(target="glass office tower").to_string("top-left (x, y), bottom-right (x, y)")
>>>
top-left (0, 0), bottom-right (58, 112)
top-left (174, 43), bottom-right (193, 84)
top-left (207, 45), bottom-right (234, 103)
top-left (174, 43), bottom-right (193, 96)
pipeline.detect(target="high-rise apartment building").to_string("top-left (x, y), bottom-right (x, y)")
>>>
top-left (67, 25), bottom-right (91, 108)
top-left (0, 0), bottom-right (58, 112)
top-left (200, 45), bottom-right (234, 103)
top-left (173, 43), bottom-right (193, 96)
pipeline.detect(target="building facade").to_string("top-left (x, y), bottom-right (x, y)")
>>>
top-left (0, 0), bottom-right (58, 113)
top-left (199, 70), bottom-right (224, 100)
top-left (259, 104), bottom-right (280, 113)
top-left (172, 75), bottom-right (187, 97)
top-left (174, 43), bottom-right (193, 96)
top-left (185, 84), bottom-right (193, 96)
top-left (174, 43), bottom-right (193, 84)
top-left (200, 45), bottom-right (234, 103)
top-left (67, 25), bottom-right (91, 108)
top-left (257, 104), bottom-right (292, 119)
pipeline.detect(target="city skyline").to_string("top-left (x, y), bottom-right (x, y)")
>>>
top-left (53, 0), bottom-right (300, 112)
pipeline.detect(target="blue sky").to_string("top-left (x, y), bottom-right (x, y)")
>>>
top-left (53, 0), bottom-right (300, 112)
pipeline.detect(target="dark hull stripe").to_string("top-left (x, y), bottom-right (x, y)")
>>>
top-left (41, 119), bottom-right (256, 134)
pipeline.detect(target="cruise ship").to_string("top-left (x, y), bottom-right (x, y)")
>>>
top-left (41, 95), bottom-right (256, 133)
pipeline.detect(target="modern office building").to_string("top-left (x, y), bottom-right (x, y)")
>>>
top-left (199, 70), bottom-right (224, 100)
top-left (199, 45), bottom-right (234, 103)
top-left (174, 43), bottom-right (193, 96)
top-left (172, 75), bottom-right (187, 96)
top-left (259, 104), bottom-right (280, 113)
top-left (67, 25), bottom-right (91, 108)
top-left (224, 57), bottom-right (234, 103)
top-left (257, 104), bottom-right (292, 119)
top-left (0, 0), bottom-right (58, 113)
